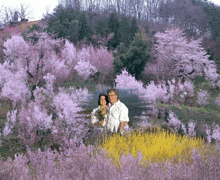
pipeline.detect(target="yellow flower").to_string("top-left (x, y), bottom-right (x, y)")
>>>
top-left (101, 129), bottom-right (206, 166)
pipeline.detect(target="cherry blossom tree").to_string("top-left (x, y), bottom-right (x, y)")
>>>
top-left (88, 45), bottom-right (114, 83)
top-left (74, 45), bottom-right (114, 83)
top-left (3, 22), bottom-right (69, 91)
top-left (0, 22), bottom-right (73, 106)
top-left (187, 120), bottom-right (196, 137)
top-left (205, 123), bottom-right (220, 143)
top-left (115, 69), bottom-right (144, 94)
top-left (0, 62), bottom-right (31, 106)
top-left (61, 39), bottom-right (77, 68)
top-left (2, 81), bottom-right (92, 147)
top-left (115, 69), bottom-right (194, 105)
top-left (168, 111), bottom-right (186, 134)
top-left (1, 34), bottom-right (92, 147)
top-left (74, 60), bottom-right (97, 81)
top-left (146, 28), bottom-right (220, 86)
top-left (59, 42), bottom-right (114, 83)
top-left (197, 89), bottom-right (209, 107)
top-left (3, 109), bottom-right (17, 137)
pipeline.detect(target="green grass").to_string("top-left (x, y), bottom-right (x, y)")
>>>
top-left (154, 77), bottom-right (220, 128)
top-left (157, 103), bottom-right (220, 125)
top-left (60, 79), bottom-right (99, 92)
top-left (0, 134), bottom-right (26, 159)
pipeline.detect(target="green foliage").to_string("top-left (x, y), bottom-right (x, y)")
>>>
top-left (107, 13), bottom-right (120, 50)
top-left (78, 11), bottom-right (93, 42)
top-left (118, 17), bottom-right (140, 47)
top-left (113, 33), bottom-right (150, 80)
top-left (118, 17), bottom-right (131, 46)
top-left (130, 17), bottom-right (140, 38)
top-left (45, 5), bottom-right (93, 44)
top-left (107, 15), bottom-right (140, 50)
top-left (0, 135), bottom-right (26, 159)
top-left (96, 18), bottom-right (108, 38)
top-left (204, 4), bottom-right (220, 40)
top-left (68, 20), bottom-right (79, 44)
top-left (108, 13), bottom-right (119, 33)
top-left (157, 102), bottom-right (220, 127)
top-left (46, 5), bottom-right (79, 39)
top-left (44, 6), bottom-right (140, 47)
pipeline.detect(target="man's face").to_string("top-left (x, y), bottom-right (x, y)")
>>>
top-left (108, 92), bottom-right (118, 104)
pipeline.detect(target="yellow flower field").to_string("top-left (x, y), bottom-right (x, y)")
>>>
top-left (101, 129), bottom-right (206, 165)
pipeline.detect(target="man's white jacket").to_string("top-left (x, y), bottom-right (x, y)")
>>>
top-left (107, 100), bottom-right (129, 133)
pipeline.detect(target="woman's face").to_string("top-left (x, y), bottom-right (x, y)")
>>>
top-left (100, 95), bottom-right (107, 106)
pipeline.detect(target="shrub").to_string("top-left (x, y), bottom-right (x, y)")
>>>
top-left (197, 89), bottom-right (209, 107)
top-left (101, 130), bottom-right (205, 165)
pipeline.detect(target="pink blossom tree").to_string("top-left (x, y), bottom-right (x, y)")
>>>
top-left (197, 89), bottom-right (209, 107)
top-left (73, 45), bottom-right (114, 83)
top-left (115, 69), bottom-right (194, 105)
top-left (60, 42), bottom-right (114, 84)
top-left (168, 111), bottom-right (186, 134)
top-left (3, 109), bottom-right (17, 137)
top-left (115, 69), bottom-right (144, 94)
top-left (74, 60), bottom-right (97, 81)
top-left (87, 45), bottom-right (114, 83)
top-left (0, 63), bottom-right (31, 106)
top-left (2, 22), bottom-right (70, 96)
top-left (61, 39), bottom-right (77, 68)
top-left (14, 79), bottom-right (91, 147)
top-left (187, 120), bottom-right (196, 137)
top-left (146, 28), bottom-right (219, 86)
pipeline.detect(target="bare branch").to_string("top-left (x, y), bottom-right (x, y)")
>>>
top-left (18, 3), bottom-right (33, 20)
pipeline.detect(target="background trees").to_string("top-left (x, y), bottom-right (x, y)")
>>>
top-left (114, 33), bottom-right (150, 80)
top-left (145, 28), bottom-right (219, 84)
top-left (107, 13), bottom-right (120, 50)
top-left (203, 3), bottom-right (220, 70)
top-left (45, 6), bottom-right (140, 49)
top-left (1, 0), bottom-right (220, 82)
top-left (78, 11), bottom-right (93, 42)
top-left (159, 0), bottom-right (209, 36)
top-left (0, 3), bottom-right (33, 23)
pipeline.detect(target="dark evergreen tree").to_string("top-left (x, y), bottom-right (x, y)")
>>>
top-left (68, 20), bottom-right (79, 45)
top-left (130, 17), bottom-right (140, 39)
top-left (113, 43), bottom-right (127, 75)
top-left (78, 11), bottom-right (93, 42)
top-left (108, 13), bottom-right (120, 32)
top-left (46, 5), bottom-right (80, 41)
top-left (107, 13), bottom-right (120, 50)
top-left (118, 16), bottom-right (131, 47)
top-left (205, 4), bottom-right (220, 40)
top-left (113, 33), bottom-right (150, 80)
top-left (96, 18), bottom-right (108, 38)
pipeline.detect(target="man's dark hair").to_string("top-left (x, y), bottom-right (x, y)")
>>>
top-left (98, 94), bottom-right (109, 105)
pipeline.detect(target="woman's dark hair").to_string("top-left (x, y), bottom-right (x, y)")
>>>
top-left (98, 94), bottom-right (109, 105)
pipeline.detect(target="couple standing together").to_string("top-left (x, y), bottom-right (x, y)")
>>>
top-left (91, 89), bottom-right (129, 133)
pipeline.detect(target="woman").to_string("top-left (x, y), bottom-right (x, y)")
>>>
top-left (91, 94), bottom-right (109, 128)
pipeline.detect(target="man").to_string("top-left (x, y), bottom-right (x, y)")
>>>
top-left (107, 89), bottom-right (129, 133)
